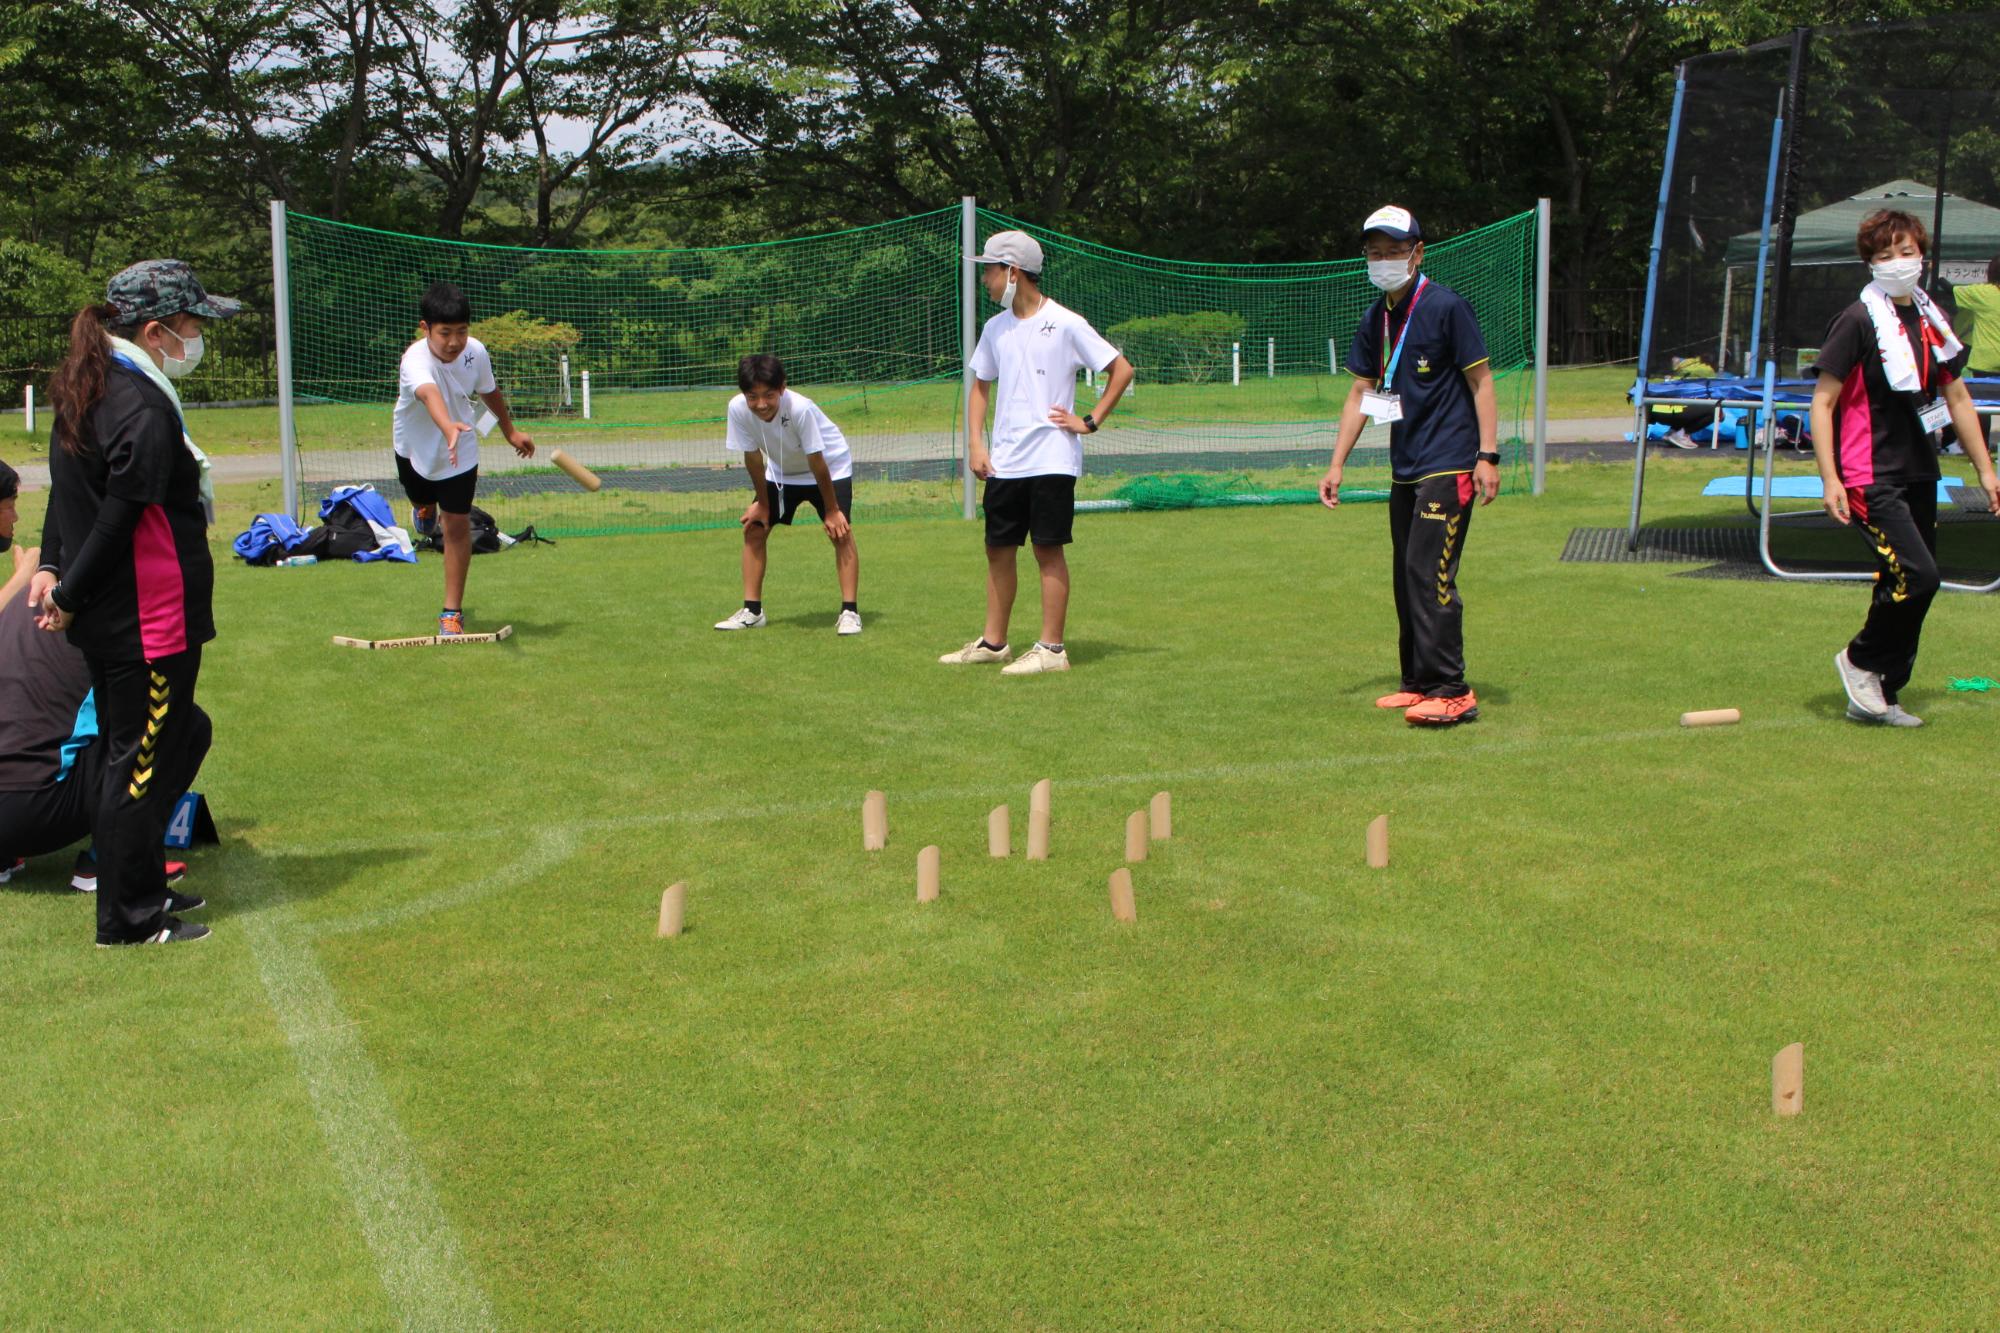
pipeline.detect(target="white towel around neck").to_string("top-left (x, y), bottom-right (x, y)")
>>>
top-left (1860, 281), bottom-right (1963, 394)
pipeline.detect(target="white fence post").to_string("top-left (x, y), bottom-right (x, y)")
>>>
top-left (581, 371), bottom-right (592, 420)
top-left (1328, 338), bottom-right (1337, 374)
top-left (1267, 337), bottom-right (1275, 378)
top-left (270, 200), bottom-right (300, 519)
top-left (23, 385), bottom-right (34, 436)
top-left (1232, 343), bottom-right (1241, 387)
top-left (560, 353), bottom-right (572, 409)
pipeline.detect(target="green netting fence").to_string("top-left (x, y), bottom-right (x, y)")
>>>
top-left (278, 204), bottom-right (1536, 537)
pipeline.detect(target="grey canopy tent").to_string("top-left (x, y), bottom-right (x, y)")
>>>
top-left (1726, 179), bottom-right (2000, 270)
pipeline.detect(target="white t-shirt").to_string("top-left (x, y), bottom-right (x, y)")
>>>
top-left (724, 390), bottom-right (853, 485)
top-left (968, 297), bottom-right (1120, 479)
top-left (393, 336), bottom-right (496, 481)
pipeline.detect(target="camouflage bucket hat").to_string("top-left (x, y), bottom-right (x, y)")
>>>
top-left (106, 259), bottom-right (245, 325)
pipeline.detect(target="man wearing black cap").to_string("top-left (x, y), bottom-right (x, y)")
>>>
top-left (30, 258), bottom-right (237, 945)
top-left (1320, 206), bottom-right (1500, 726)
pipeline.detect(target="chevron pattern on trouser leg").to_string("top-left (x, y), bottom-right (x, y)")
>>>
top-left (1861, 520), bottom-right (1909, 603)
top-left (129, 669), bottom-right (169, 799)
top-left (1436, 513), bottom-right (1463, 607)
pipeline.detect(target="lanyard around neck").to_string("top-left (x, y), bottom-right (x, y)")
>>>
top-left (1381, 276), bottom-right (1428, 392)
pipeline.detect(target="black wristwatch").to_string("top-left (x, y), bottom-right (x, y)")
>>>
top-left (1476, 451), bottom-right (1502, 465)
top-left (1081, 413), bottom-right (1098, 433)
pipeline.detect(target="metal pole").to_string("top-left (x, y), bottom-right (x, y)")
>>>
top-left (1627, 67), bottom-right (1689, 547)
top-left (1533, 196), bottom-right (1551, 496)
top-left (1267, 336), bottom-right (1275, 378)
top-left (23, 385), bottom-right (33, 436)
top-left (1717, 267), bottom-right (1735, 371)
top-left (581, 370), bottom-right (591, 419)
top-left (1232, 343), bottom-right (1240, 386)
top-left (1328, 338), bottom-right (1337, 374)
top-left (960, 195), bottom-right (978, 521)
top-left (1745, 91), bottom-right (1786, 380)
top-left (270, 200), bottom-right (300, 520)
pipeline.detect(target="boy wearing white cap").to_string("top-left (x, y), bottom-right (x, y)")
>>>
top-left (1320, 205), bottom-right (1500, 726)
top-left (940, 230), bottom-right (1134, 675)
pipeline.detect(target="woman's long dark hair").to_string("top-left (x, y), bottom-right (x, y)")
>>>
top-left (47, 303), bottom-right (141, 454)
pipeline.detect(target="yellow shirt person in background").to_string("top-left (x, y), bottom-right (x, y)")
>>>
top-left (1952, 256), bottom-right (2000, 374)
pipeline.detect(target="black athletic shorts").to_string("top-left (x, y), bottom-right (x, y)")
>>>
top-left (762, 476), bottom-right (852, 527)
top-left (396, 454), bottom-right (479, 515)
top-left (983, 474), bottom-right (1076, 547)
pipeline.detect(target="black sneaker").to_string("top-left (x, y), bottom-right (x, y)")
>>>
top-left (71, 850), bottom-right (97, 893)
top-left (163, 892), bottom-right (206, 914)
top-left (96, 916), bottom-right (211, 947)
top-left (0, 857), bottom-right (24, 884)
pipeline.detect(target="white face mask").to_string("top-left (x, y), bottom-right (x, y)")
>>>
top-left (157, 324), bottom-right (205, 378)
top-left (1367, 256), bottom-right (1414, 293)
top-left (1870, 256), bottom-right (1924, 298)
top-left (998, 271), bottom-right (1018, 309)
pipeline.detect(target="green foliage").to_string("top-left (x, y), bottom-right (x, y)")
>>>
top-left (469, 310), bottom-right (583, 357)
top-left (1106, 311), bottom-right (1247, 385)
top-left (0, 239), bottom-right (95, 376)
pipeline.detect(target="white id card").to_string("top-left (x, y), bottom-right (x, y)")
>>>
top-left (474, 408), bottom-right (499, 437)
top-left (1360, 390), bottom-right (1404, 424)
top-left (1918, 399), bottom-right (1951, 433)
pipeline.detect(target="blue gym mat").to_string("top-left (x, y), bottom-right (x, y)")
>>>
top-left (1702, 476), bottom-right (1964, 501)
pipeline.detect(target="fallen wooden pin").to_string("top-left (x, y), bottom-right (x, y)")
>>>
top-left (1680, 707), bottom-right (1742, 728)
top-left (332, 625), bottom-right (513, 650)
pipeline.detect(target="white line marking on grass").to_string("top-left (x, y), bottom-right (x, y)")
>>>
top-left (311, 827), bottom-right (580, 939)
top-left (246, 908), bottom-right (498, 1333)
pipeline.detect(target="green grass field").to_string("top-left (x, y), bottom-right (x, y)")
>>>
top-left (7, 365), bottom-right (1632, 459)
top-left (6, 459), bottom-right (1998, 1328)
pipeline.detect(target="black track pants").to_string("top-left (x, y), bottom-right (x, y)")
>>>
top-left (1388, 472), bottom-right (1474, 698)
top-left (86, 648), bottom-right (205, 943)
top-left (1845, 481), bottom-right (1941, 703)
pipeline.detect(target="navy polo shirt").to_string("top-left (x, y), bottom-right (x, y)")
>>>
top-left (1346, 277), bottom-right (1490, 482)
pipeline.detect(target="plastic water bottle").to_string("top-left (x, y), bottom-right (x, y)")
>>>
top-left (275, 555), bottom-right (318, 567)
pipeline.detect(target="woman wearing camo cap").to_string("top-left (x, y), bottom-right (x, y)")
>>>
top-left (31, 259), bottom-right (241, 947)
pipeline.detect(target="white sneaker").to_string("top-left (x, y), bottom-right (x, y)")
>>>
top-left (1665, 428), bottom-right (1698, 449)
top-left (1834, 649), bottom-right (1887, 717)
top-left (714, 608), bottom-right (767, 631)
top-left (1000, 644), bottom-right (1070, 675)
top-left (1847, 702), bottom-right (1924, 728)
top-left (836, 609), bottom-right (863, 636)
top-left (939, 638), bottom-right (1011, 665)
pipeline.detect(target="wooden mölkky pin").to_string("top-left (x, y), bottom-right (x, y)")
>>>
top-left (1772, 1042), bottom-right (1803, 1116)
top-left (1030, 778), bottom-right (1052, 814)
top-left (657, 882), bottom-right (686, 938)
top-left (988, 804), bottom-right (1011, 857)
top-left (862, 790), bottom-right (887, 851)
top-left (1108, 867), bottom-right (1137, 922)
top-left (1680, 707), bottom-right (1742, 728)
top-left (1124, 810), bottom-right (1149, 863)
top-left (917, 845), bottom-right (941, 902)
top-left (1366, 814), bottom-right (1389, 869)
top-left (1149, 791), bottom-right (1172, 842)
top-left (1027, 793), bottom-right (1051, 861)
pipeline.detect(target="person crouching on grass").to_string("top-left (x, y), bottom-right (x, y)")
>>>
top-left (712, 355), bottom-right (862, 636)
top-left (939, 230), bottom-right (1133, 675)
top-left (1814, 209), bottom-right (2000, 728)
top-left (393, 281), bottom-right (534, 638)
top-left (1320, 205), bottom-right (1500, 726)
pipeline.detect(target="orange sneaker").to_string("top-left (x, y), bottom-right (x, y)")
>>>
top-left (1375, 690), bottom-right (1426, 709)
top-left (1404, 691), bottom-right (1480, 725)
top-left (438, 610), bottom-right (465, 637)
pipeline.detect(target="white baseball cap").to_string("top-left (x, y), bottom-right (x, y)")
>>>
top-left (1361, 205), bottom-right (1422, 242)
top-left (972, 230), bottom-right (1045, 273)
